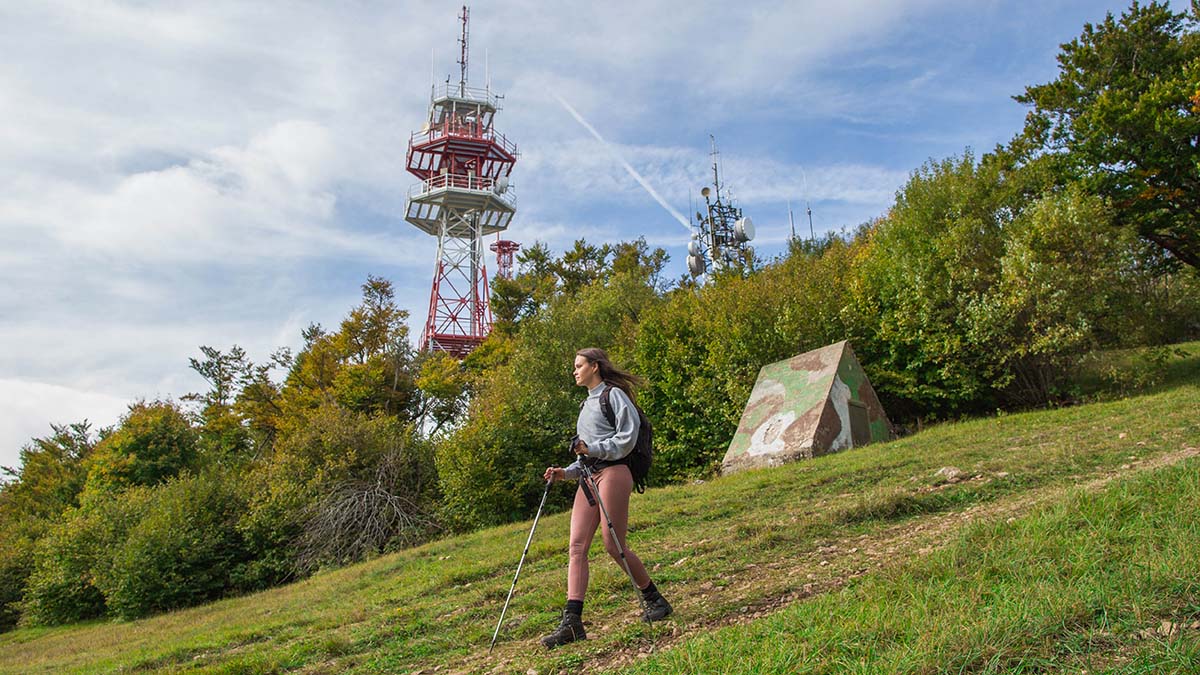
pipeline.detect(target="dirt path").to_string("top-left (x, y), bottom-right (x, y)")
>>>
top-left (461, 446), bottom-right (1199, 675)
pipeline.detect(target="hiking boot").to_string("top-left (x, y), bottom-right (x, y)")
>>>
top-left (540, 611), bottom-right (586, 648)
top-left (641, 594), bottom-right (672, 623)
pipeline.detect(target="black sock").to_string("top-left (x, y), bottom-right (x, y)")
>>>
top-left (566, 599), bottom-right (584, 616)
top-left (640, 581), bottom-right (660, 599)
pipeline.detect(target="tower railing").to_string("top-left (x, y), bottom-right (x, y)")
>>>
top-left (431, 82), bottom-right (501, 108)
top-left (409, 123), bottom-right (518, 156)
top-left (409, 172), bottom-right (516, 203)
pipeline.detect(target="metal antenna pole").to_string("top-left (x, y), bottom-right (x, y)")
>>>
top-left (458, 5), bottom-right (470, 94)
top-left (708, 135), bottom-right (721, 267)
top-left (709, 135), bottom-right (720, 199)
top-left (788, 199), bottom-right (796, 242)
top-left (489, 479), bottom-right (553, 652)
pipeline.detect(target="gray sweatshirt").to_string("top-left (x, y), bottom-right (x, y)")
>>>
top-left (563, 382), bottom-right (640, 480)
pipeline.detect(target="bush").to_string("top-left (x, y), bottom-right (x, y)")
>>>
top-left (21, 488), bottom-right (153, 626)
top-left (0, 536), bottom-right (34, 631)
top-left (237, 404), bottom-right (440, 584)
top-left (99, 472), bottom-right (250, 619)
top-left (296, 428), bottom-right (438, 572)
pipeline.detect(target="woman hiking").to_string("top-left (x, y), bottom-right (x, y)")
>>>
top-left (539, 348), bottom-right (672, 648)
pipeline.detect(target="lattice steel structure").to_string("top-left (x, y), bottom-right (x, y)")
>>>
top-left (405, 6), bottom-right (517, 356)
top-left (687, 136), bottom-right (755, 278)
top-left (489, 238), bottom-right (520, 280)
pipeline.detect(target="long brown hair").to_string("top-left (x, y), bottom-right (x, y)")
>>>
top-left (576, 348), bottom-right (642, 403)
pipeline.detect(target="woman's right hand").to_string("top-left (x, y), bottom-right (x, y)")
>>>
top-left (544, 467), bottom-right (565, 483)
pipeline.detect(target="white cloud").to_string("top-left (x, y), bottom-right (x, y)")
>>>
top-left (0, 379), bottom-right (131, 468)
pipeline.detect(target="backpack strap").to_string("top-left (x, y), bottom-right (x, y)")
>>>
top-left (599, 384), bottom-right (616, 429)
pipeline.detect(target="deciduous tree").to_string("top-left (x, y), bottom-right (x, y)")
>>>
top-left (1015, 1), bottom-right (1200, 268)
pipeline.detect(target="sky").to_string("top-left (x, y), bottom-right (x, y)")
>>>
top-left (0, 0), bottom-right (1154, 471)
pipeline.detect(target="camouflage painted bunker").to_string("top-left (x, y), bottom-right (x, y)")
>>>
top-left (722, 340), bottom-right (894, 474)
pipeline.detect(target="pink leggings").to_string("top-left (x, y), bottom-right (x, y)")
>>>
top-left (567, 463), bottom-right (651, 601)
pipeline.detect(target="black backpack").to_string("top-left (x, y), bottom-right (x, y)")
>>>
top-left (598, 385), bottom-right (653, 493)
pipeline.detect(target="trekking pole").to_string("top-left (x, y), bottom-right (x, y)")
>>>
top-left (578, 463), bottom-right (649, 617)
top-left (489, 478), bottom-right (553, 653)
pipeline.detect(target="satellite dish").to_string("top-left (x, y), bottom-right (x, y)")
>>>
top-left (687, 254), bottom-right (706, 276)
top-left (688, 239), bottom-right (701, 256)
top-left (734, 216), bottom-right (755, 242)
top-left (700, 187), bottom-right (711, 198)
top-left (421, 122), bottom-right (431, 134)
top-left (493, 175), bottom-right (510, 195)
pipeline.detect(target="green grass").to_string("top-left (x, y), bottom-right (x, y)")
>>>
top-left (0, 343), bottom-right (1196, 674)
top-left (625, 457), bottom-right (1200, 675)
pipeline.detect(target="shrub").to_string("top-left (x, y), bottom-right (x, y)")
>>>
top-left (100, 471), bottom-right (250, 619)
top-left (21, 488), bottom-right (153, 626)
top-left (0, 535), bottom-right (34, 631)
top-left (296, 430), bottom-right (438, 572)
top-left (238, 404), bottom-right (439, 583)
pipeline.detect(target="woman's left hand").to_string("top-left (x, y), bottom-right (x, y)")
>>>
top-left (573, 439), bottom-right (589, 456)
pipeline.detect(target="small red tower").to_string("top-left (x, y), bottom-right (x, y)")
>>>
top-left (489, 238), bottom-right (521, 280)
top-left (406, 6), bottom-right (517, 357)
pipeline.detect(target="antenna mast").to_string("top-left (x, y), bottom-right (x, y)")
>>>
top-left (457, 5), bottom-right (469, 95)
top-left (709, 135), bottom-right (721, 198)
top-left (688, 134), bottom-right (755, 279)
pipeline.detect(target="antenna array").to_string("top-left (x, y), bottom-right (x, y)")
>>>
top-left (687, 135), bottom-right (755, 278)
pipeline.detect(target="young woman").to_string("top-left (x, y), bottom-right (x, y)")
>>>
top-left (539, 347), bottom-right (671, 648)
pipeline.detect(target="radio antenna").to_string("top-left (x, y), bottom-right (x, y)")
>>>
top-left (457, 5), bottom-right (470, 93)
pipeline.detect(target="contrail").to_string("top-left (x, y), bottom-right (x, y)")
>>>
top-left (554, 94), bottom-right (693, 232)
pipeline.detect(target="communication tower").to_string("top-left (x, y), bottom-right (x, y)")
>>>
top-left (687, 136), bottom-right (755, 278)
top-left (490, 238), bottom-right (521, 280)
top-left (405, 6), bottom-right (517, 357)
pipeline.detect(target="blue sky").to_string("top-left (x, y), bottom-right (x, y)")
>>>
top-left (0, 0), bottom-right (1155, 471)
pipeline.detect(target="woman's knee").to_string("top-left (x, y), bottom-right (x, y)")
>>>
top-left (568, 537), bottom-right (590, 561)
top-left (600, 533), bottom-right (626, 559)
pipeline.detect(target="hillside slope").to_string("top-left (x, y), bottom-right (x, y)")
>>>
top-left (1, 356), bottom-right (1197, 674)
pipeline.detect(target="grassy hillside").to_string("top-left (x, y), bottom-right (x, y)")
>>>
top-left (1, 346), bottom-right (1197, 674)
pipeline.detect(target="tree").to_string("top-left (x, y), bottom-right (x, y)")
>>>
top-left (1014, 1), bottom-right (1200, 268)
top-left (414, 351), bottom-right (471, 436)
top-left (279, 277), bottom-right (418, 421)
top-left (553, 239), bottom-right (612, 294)
top-left (185, 345), bottom-right (253, 459)
top-left (0, 422), bottom-right (97, 630)
top-left (185, 345), bottom-right (248, 411)
top-left (609, 237), bottom-right (671, 292)
top-left (1, 422), bottom-right (95, 523)
top-left (82, 401), bottom-right (199, 493)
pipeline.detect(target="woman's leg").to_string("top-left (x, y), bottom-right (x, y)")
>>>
top-left (594, 465), bottom-right (651, 588)
top-left (567, 483), bottom-right (600, 601)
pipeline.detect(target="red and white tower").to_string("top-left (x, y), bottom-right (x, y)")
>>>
top-left (406, 6), bottom-right (517, 357)
top-left (489, 238), bottom-right (521, 280)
